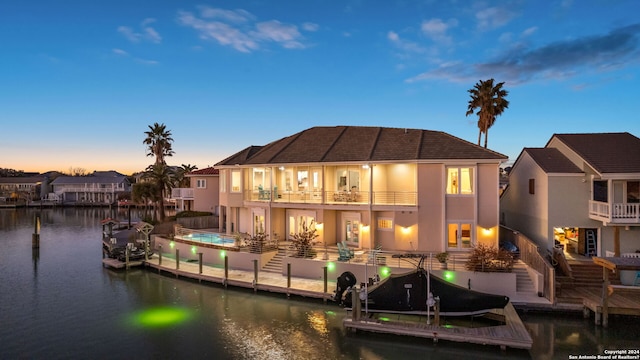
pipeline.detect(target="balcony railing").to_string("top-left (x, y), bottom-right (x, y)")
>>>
top-left (172, 188), bottom-right (194, 200)
top-left (245, 189), bottom-right (417, 206)
top-left (589, 200), bottom-right (640, 224)
top-left (54, 185), bottom-right (125, 192)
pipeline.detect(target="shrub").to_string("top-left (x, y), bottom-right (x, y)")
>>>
top-left (465, 243), bottom-right (514, 272)
top-left (290, 220), bottom-right (319, 258)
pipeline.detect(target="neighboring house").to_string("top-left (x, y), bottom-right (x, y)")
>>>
top-left (51, 171), bottom-right (131, 205)
top-left (171, 167), bottom-right (220, 214)
top-left (0, 176), bottom-right (50, 201)
top-left (500, 132), bottom-right (640, 257)
top-left (214, 126), bottom-right (507, 253)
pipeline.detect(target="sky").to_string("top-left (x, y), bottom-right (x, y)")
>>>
top-left (1, 0), bottom-right (639, 175)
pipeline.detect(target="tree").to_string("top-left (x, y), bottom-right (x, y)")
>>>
top-left (142, 123), bottom-right (175, 223)
top-left (465, 79), bottom-right (509, 148)
top-left (132, 182), bottom-right (155, 220)
top-left (143, 122), bottom-right (174, 165)
top-left (174, 164), bottom-right (198, 188)
top-left (142, 163), bottom-right (175, 222)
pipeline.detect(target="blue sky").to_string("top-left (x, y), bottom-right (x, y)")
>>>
top-left (1, 0), bottom-right (639, 174)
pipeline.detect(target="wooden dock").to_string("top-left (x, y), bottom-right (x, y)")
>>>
top-left (343, 303), bottom-right (532, 350)
top-left (102, 258), bottom-right (145, 269)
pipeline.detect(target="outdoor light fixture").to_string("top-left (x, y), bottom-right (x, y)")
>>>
top-left (169, 241), bottom-right (175, 249)
top-left (191, 246), bottom-right (197, 254)
top-left (327, 262), bottom-right (336, 271)
top-left (362, 164), bottom-right (370, 169)
top-left (380, 267), bottom-right (391, 277)
top-left (443, 270), bottom-right (455, 282)
top-left (401, 226), bottom-right (410, 235)
top-left (220, 250), bottom-right (226, 258)
top-left (279, 166), bottom-right (285, 171)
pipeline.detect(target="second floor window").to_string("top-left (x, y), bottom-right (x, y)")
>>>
top-left (196, 179), bottom-right (206, 189)
top-left (231, 170), bottom-right (241, 193)
top-left (446, 167), bottom-right (474, 194)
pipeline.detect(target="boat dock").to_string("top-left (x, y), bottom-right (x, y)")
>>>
top-left (102, 257), bottom-right (145, 269)
top-left (343, 302), bottom-right (532, 350)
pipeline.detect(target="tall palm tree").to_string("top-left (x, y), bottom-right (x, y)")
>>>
top-left (465, 79), bottom-right (509, 148)
top-left (143, 122), bottom-right (174, 165)
top-left (142, 163), bottom-right (175, 222)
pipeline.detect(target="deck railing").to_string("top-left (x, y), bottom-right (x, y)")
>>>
top-left (245, 189), bottom-right (417, 206)
top-left (501, 225), bottom-right (556, 303)
top-left (589, 200), bottom-right (640, 223)
top-left (171, 188), bottom-right (194, 199)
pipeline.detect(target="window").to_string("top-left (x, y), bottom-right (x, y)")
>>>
top-left (528, 179), bottom-right (535, 194)
top-left (196, 179), bottom-right (206, 189)
top-left (377, 218), bottom-right (393, 231)
top-left (593, 181), bottom-right (607, 202)
top-left (220, 170), bottom-right (226, 192)
top-left (628, 181), bottom-right (639, 203)
top-left (231, 170), bottom-right (241, 193)
top-left (297, 170), bottom-right (308, 190)
top-left (446, 167), bottom-right (474, 194)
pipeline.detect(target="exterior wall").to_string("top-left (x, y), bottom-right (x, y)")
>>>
top-left (476, 164), bottom-right (500, 247)
top-left (417, 163), bottom-right (445, 252)
top-left (501, 153), bottom-right (550, 249)
top-left (190, 175), bottom-right (219, 214)
top-left (547, 175), bottom-right (597, 249)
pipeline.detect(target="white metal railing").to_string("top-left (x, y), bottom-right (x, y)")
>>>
top-left (589, 200), bottom-right (640, 223)
top-left (54, 185), bottom-right (125, 192)
top-left (171, 188), bottom-right (194, 199)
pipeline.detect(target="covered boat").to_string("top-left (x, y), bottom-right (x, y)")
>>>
top-left (334, 254), bottom-right (510, 316)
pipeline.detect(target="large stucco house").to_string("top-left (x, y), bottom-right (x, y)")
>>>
top-left (214, 126), bottom-right (507, 253)
top-left (500, 132), bottom-right (640, 257)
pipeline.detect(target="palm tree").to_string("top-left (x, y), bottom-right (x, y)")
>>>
top-left (465, 79), bottom-right (509, 148)
top-left (142, 162), bottom-right (175, 222)
top-left (132, 182), bottom-right (155, 221)
top-left (143, 122), bottom-right (174, 165)
top-left (174, 164), bottom-right (198, 188)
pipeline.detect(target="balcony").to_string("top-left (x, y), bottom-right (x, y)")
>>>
top-left (245, 189), bottom-right (417, 206)
top-left (589, 200), bottom-right (640, 224)
top-left (172, 188), bottom-right (194, 200)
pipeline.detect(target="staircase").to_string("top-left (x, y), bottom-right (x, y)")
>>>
top-left (262, 247), bottom-right (287, 273)
top-left (513, 260), bottom-right (536, 294)
top-left (556, 260), bottom-right (620, 304)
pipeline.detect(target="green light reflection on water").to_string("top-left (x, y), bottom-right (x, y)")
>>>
top-left (129, 307), bottom-right (193, 328)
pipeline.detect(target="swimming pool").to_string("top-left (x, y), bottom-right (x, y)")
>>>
top-left (175, 233), bottom-right (236, 247)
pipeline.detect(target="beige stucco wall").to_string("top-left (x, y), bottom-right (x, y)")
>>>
top-left (190, 175), bottom-right (219, 214)
top-left (417, 163), bottom-right (445, 252)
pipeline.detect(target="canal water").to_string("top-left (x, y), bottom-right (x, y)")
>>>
top-left (1, 208), bottom-right (638, 359)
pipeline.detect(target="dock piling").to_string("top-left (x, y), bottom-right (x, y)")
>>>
top-left (198, 253), bottom-right (203, 274)
top-left (253, 260), bottom-right (258, 291)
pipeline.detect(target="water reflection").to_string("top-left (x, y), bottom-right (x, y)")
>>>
top-left (2, 208), bottom-right (640, 360)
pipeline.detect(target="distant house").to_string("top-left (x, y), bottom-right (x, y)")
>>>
top-left (214, 126), bottom-right (507, 253)
top-left (51, 171), bottom-right (131, 205)
top-left (0, 175), bottom-right (49, 201)
top-left (500, 132), bottom-right (640, 257)
top-left (171, 167), bottom-right (220, 214)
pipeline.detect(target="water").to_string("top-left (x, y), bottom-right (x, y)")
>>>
top-left (1, 208), bottom-right (639, 359)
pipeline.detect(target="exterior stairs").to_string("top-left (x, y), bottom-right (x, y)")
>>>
top-left (262, 247), bottom-right (286, 273)
top-left (555, 260), bottom-right (621, 304)
top-left (513, 260), bottom-right (536, 294)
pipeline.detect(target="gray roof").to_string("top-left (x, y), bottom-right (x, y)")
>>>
top-left (0, 176), bottom-right (46, 184)
top-left (550, 132), bottom-right (640, 174)
top-left (51, 175), bottom-right (129, 185)
top-left (524, 148), bottom-right (583, 174)
top-left (216, 126), bottom-right (507, 166)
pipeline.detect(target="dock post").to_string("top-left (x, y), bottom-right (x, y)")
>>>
top-left (352, 288), bottom-right (361, 322)
top-left (198, 252), bottom-right (203, 274)
top-left (253, 259), bottom-right (259, 291)
top-left (176, 249), bottom-right (180, 270)
top-left (434, 297), bottom-right (440, 326)
top-left (224, 256), bottom-right (228, 288)
top-left (602, 267), bottom-right (610, 327)
top-left (32, 214), bottom-right (40, 249)
top-left (125, 247), bottom-right (130, 270)
top-left (287, 263), bottom-right (291, 298)
top-left (323, 266), bottom-right (328, 303)
top-left (158, 245), bottom-right (162, 266)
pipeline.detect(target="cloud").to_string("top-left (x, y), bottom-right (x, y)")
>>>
top-left (387, 31), bottom-right (426, 54)
top-left (112, 48), bottom-right (129, 56)
top-left (475, 6), bottom-right (518, 31)
top-left (421, 18), bottom-right (458, 44)
top-left (118, 18), bottom-right (162, 44)
top-left (134, 58), bottom-right (159, 65)
top-left (406, 23), bottom-right (640, 85)
top-left (302, 22), bottom-right (319, 32)
top-left (177, 6), bottom-right (312, 53)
